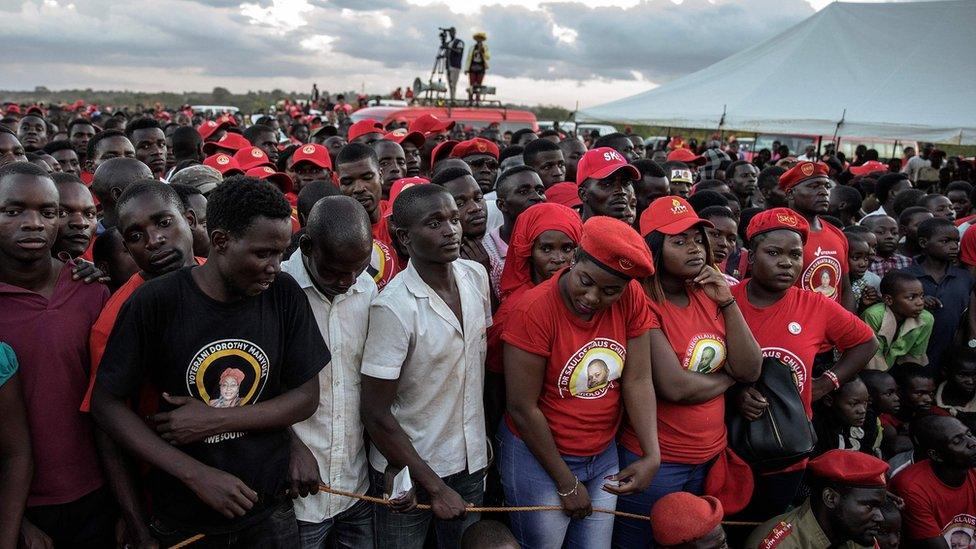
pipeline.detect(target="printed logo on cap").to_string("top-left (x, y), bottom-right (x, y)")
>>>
top-left (776, 212), bottom-right (799, 226)
top-left (204, 121), bottom-right (216, 128)
top-left (302, 144), bottom-right (316, 154)
top-left (218, 133), bottom-right (229, 142)
top-left (216, 155), bottom-right (230, 165)
top-left (391, 128), bottom-right (407, 137)
top-left (671, 169), bottom-right (693, 182)
top-left (670, 198), bottom-right (688, 215)
top-left (618, 258), bottom-right (634, 271)
top-left (476, 140), bottom-right (488, 153)
top-left (251, 148), bottom-right (264, 158)
top-left (603, 150), bottom-right (624, 163)
top-left (261, 167), bottom-right (274, 175)
top-left (800, 163), bottom-right (815, 177)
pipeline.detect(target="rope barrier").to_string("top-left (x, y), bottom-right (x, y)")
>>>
top-left (167, 484), bottom-right (762, 548)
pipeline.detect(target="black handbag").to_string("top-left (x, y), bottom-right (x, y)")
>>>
top-left (727, 356), bottom-right (817, 471)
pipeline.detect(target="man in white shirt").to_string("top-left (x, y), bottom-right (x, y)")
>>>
top-left (362, 184), bottom-right (491, 549)
top-left (281, 196), bottom-right (379, 548)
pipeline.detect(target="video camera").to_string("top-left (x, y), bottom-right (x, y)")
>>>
top-left (438, 27), bottom-right (455, 46)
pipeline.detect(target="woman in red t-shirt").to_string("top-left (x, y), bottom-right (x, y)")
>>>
top-left (613, 196), bottom-right (762, 548)
top-left (485, 203), bottom-right (582, 447)
top-left (731, 208), bottom-right (877, 518)
top-left (500, 216), bottom-right (661, 549)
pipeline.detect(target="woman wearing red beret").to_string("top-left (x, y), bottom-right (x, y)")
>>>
top-left (613, 196), bottom-right (762, 548)
top-left (499, 216), bottom-right (660, 549)
top-left (730, 208), bottom-right (877, 518)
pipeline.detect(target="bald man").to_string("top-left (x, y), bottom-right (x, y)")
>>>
top-left (280, 196), bottom-right (390, 547)
top-left (89, 157), bottom-right (153, 232)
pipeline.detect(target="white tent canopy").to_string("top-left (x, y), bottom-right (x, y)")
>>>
top-left (578, 0), bottom-right (976, 144)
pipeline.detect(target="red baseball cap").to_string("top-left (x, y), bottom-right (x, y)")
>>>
top-left (745, 207), bottom-right (810, 243)
top-left (203, 153), bottom-right (244, 177)
top-left (408, 114), bottom-right (455, 136)
top-left (347, 119), bottom-right (385, 142)
top-left (579, 216), bottom-right (654, 278)
top-left (639, 196), bottom-right (713, 237)
top-left (234, 146), bottom-right (274, 171)
top-left (650, 493), bottom-right (723, 546)
top-left (544, 182), bottom-right (582, 208)
top-left (5, 104), bottom-right (21, 115)
top-left (808, 449), bottom-right (888, 487)
top-left (197, 120), bottom-right (231, 141)
top-left (431, 140), bottom-right (459, 166)
top-left (383, 129), bottom-right (426, 149)
top-left (849, 160), bottom-right (889, 176)
top-left (202, 132), bottom-right (251, 155)
top-left (451, 138), bottom-right (499, 160)
top-left (289, 143), bottom-right (332, 170)
top-left (385, 177), bottom-right (431, 217)
top-left (575, 147), bottom-right (640, 186)
top-left (779, 161), bottom-right (830, 191)
top-left (245, 166), bottom-right (294, 194)
top-left (667, 148), bottom-right (706, 166)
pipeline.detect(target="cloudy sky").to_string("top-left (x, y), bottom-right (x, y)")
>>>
top-left (0, 0), bottom-right (910, 108)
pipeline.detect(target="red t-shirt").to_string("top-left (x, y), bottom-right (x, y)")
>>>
top-left (620, 288), bottom-right (728, 463)
top-left (955, 214), bottom-right (976, 227)
top-left (961, 225), bottom-right (976, 268)
top-left (502, 275), bottom-right (657, 456)
top-left (373, 215), bottom-right (392, 248)
top-left (797, 218), bottom-right (848, 303)
top-left (369, 239), bottom-right (401, 292)
top-left (732, 282), bottom-right (874, 420)
top-left (891, 460), bottom-right (976, 543)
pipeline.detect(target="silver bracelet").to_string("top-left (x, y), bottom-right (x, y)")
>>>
top-left (556, 476), bottom-right (580, 497)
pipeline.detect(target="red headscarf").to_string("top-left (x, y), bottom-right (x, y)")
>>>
top-left (488, 203), bottom-right (583, 374)
top-left (498, 203), bottom-right (583, 301)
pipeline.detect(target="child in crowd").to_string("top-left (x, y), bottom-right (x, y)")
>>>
top-left (844, 228), bottom-right (880, 311)
top-left (862, 215), bottom-right (913, 277)
top-left (935, 351), bottom-right (976, 431)
top-left (860, 370), bottom-right (903, 458)
top-left (813, 377), bottom-right (882, 457)
top-left (861, 270), bottom-right (933, 370)
top-left (459, 520), bottom-right (519, 549)
top-left (891, 366), bottom-right (942, 431)
top-left (896, 206), bottom-right (933, 258)
top-left (876, 499), bottom-right (902, 549)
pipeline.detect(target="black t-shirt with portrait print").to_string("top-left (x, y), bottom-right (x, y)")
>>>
top-left (96, 266), bottom-right (330, 534)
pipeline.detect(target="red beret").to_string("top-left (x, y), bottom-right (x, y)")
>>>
top-left (779, 161), bottom-right (830, 191)
top-left (451, 138), bottom-right (499, 160)
top-left (639, 196), bottom-right (713, 237)
top-left (576, 147), bottom-right (640, 186)
top-left (202, 132), bottom-right (251, 155)
top-left (650, 492), bottom-right (723, 546)
top-left (245, 166), bottom-right (294, 194)
top-left (808, 449), bottom-right (888, 487)
top-left (544, 181), bottom-right (582, 208)
top-left (234, 146), bottom-right (274, 171)
top-left (203, 153), bottom-right (244, 177)
top-left (290, 143), bottom-right (332, 170)
top-left (745, 207), bottom-right (810, 244)
top-left (347, 119), bottom-right (385, 142)
top-left (580, 216), bottom-right (654, 278)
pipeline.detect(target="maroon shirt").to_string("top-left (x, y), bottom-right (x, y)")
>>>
top-left (0, 264), bottom-right (108, 506)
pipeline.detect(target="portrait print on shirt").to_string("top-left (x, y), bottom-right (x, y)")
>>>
top-left (187, 338), bottom-right (270, 442)
top-left (563, 338), bottom-right (624, 398)
top-left (944, 514), bottom-right (976, 549)
top-left (802, 247), bottom-right (842, 299)
top-left (683, 333), bottom-right (727, 374)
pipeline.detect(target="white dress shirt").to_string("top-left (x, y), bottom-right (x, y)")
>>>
top-left (361, 258), bottom-right (491, 478)
top-left (282, 253), bottom-right (377, 523)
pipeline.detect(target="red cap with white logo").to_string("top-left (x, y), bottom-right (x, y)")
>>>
top-left (575, 147), bottom-right (640, 186)
top-left (639, 196), bottom-right (713, 237)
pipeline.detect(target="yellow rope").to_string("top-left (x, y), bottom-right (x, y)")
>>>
top-left (166, 484), bottom-right (762, 548)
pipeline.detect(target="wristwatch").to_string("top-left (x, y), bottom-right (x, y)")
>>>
top-left (968, 338), bottom-right (976, 349)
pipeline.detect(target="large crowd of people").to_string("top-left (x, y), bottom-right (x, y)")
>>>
top-left (0, 98), bottom-right (975, 549)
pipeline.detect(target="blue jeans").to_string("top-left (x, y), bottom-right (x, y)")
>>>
top-left (298, 499), bottom-right (374, 548)
top-left (371, 467), bottom-right (484, 549)
top-left (612, 448), bottom-right (712, 549)
top-left (498, 423), bottom-right (619, 549)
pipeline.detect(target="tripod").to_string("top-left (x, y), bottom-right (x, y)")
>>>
top-left (427, 43), bottom-right (449, 103)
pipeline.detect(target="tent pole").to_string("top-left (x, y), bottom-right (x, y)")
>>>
top-left (830, 108), bottom-right (846, 156)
